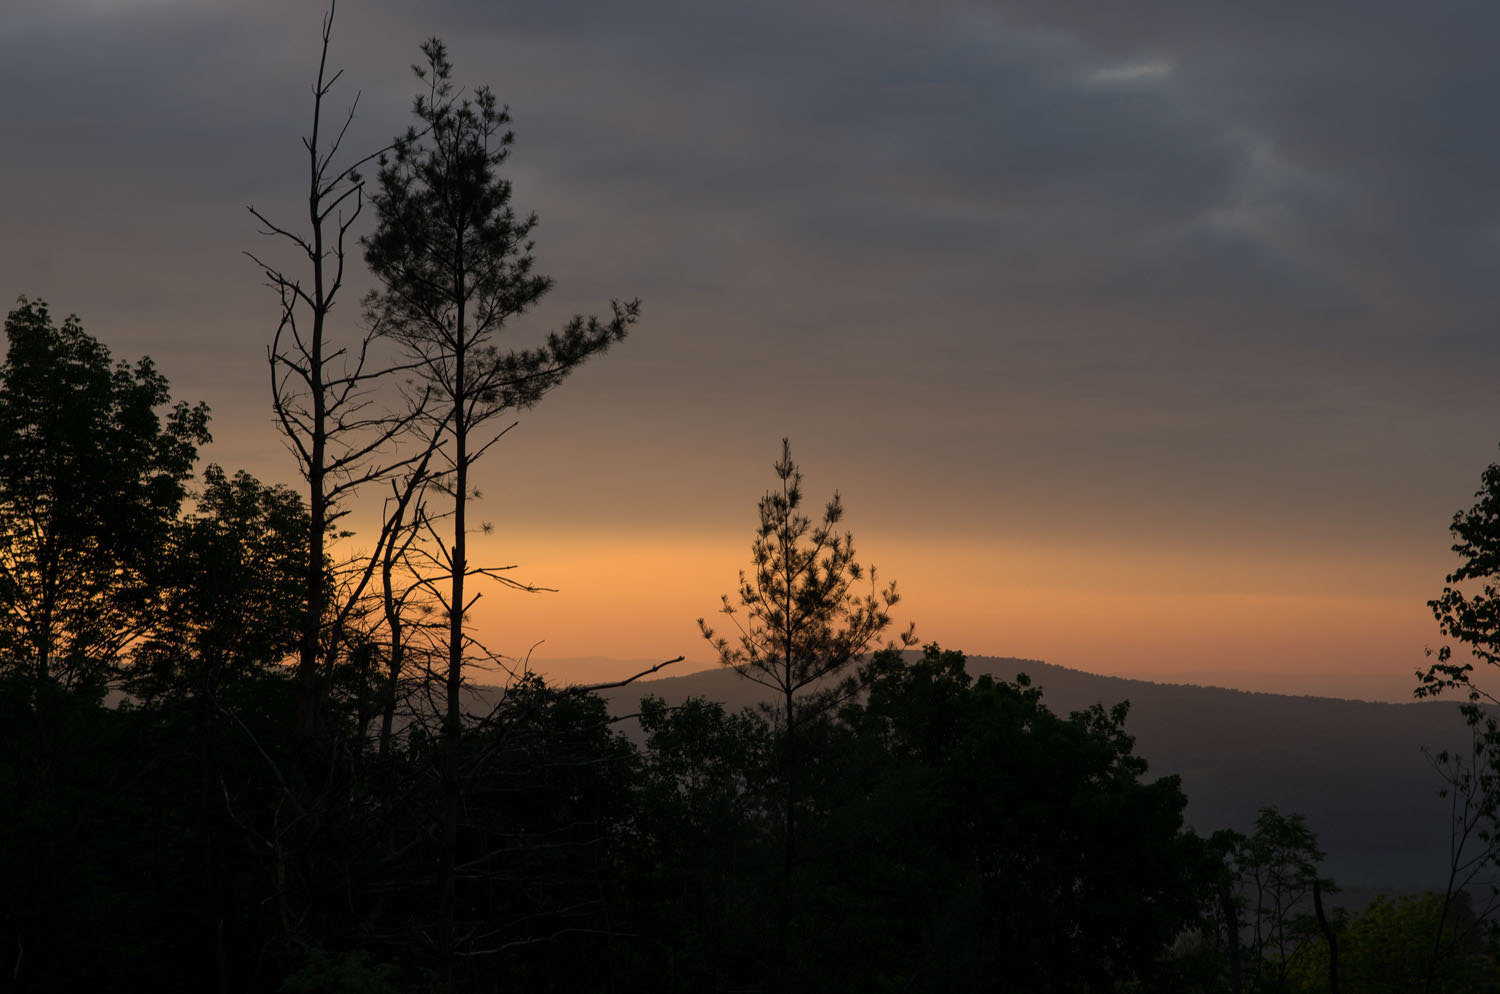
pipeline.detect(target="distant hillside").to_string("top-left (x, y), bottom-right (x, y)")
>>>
top-left (599, 654), bottom-right (1475, 894)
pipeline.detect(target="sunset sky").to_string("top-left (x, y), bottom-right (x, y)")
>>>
top-left (5, 0), bottom-right (1499, 701)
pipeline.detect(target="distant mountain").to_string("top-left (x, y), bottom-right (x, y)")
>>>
top-left (599, 654), bottom-right (1475, 894)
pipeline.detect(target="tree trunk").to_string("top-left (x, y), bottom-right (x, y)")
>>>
top-left (1219, 881), bottom-right (1242, 994)
top-left (196, 676), bottom-right (231, 994)
top-left (1313, 878), bottom-right (1339, 994)
top-left (439, 297), bottom-right (468, 991)
top-left (295, 141), bottom-right (331, 772)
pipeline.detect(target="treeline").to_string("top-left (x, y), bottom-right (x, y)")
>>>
top-left (1, 299), bottom-right (1495, 993)
top-left (6, 5), bottom-right (1500, 992)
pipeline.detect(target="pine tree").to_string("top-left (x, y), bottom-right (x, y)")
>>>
top-left (362, 39), bottom-right (636, 981)
top-left (699, 438), bottom-right (913, 988)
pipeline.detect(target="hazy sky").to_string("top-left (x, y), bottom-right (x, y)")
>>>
top-left (5, 0), bottom-right (1498, 700)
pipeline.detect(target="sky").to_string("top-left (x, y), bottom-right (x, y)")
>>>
top-left (4, 0), bottom-right (1499, 701)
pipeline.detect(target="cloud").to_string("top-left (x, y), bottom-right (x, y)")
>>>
top-left (1, 0), bottom-right (1494, 573)
top-left (1089, 58), bottom-right (1174, 84)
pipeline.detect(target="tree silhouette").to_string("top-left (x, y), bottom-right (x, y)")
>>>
top-left (621, 646), bottom-right (1217, 992)
top-left (133, 466), bottom-right (307, 695)
top-left (0, 297), bottom-right (209, 697)
top-left (1419, 719), bottom-right (1500, 994)
top-left (246, 8), bottom-right (453, 963)
top-left (827, 645), bottom-right (1213, 991)
top-left (1220, 806), bottom-right (1335, 994)
top-left (246, 0), bottom-right (430, 777)
top-left (362, 39), bottom-right (636, 980)
top-left (128, 464), bottom-right (309, 993)
top-left (1423, 450), bottom-right (1500, 706)
top-left (699, 438), bottom-right (913, 988)
top-left (1289, 891), bottom-right (1500, 994)
top-left (1417, 446), bottom-right (1500, 992)
top-left (700, 438), bottom-right (914, 731)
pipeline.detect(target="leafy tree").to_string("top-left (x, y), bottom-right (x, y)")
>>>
top-left (612, 646), bottom-right (1220, 992)
top-left (823, 644), bottom-right (1214, 992)
top-left (280, 950), bottom-right (425, 994)
top-left (329, 674), bottom-right (641, 992)
top-left (450, 677), bottom-right (638, 989)
top-left (1417, 448), bottom-right (1500, 990)
top-left (0, 315), bottom-right (304, 991)
top-left (131, 465), bottom-right (307, 701)
top-left (127, 468), bottom-right (309, 993)
top-left (0, 673), bottom-right (186, 991)
top-left (1424, 449), bottom-right (1500, 705)
top-left (1222, 807), bottom-right (1336, 994)
top-left (0, 297), bottom-right (209, 695)
top-left (1288, 892), bottom-right (1500, 994)
top-left (1421, 718), bottom-right (1500, 993)
top-left (625, 695), bottom-right (777, 987)
top-left (362, 39), bottom-right (637, 979)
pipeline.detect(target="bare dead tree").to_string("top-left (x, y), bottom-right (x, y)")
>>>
top-left (236, 13), bottom-right (670, 985)
top-left (241, 6), bottom-right (459, 964)
top-left (245, 1), bottom-right (437, 767)
top-left (376, 460), bottom-right (439, 765)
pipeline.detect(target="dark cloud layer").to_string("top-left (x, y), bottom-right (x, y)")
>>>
top-left (2, 0), bottom-right (1495, 682)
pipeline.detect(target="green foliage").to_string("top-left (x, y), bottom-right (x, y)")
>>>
top-left (0, 297), bottom-right (210, 689)
top-left (280, 949), bottom-right (432, 994)
top-left (1230, 806), bottom-right (1335, 992)
top-left (338, 674), bottom-right (642, 990)
top-left (1287, 892), bottom-right (1500, 994)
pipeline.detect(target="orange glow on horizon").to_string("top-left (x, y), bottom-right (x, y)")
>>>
top-left (444, 528), bottom-right (1441, 701)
